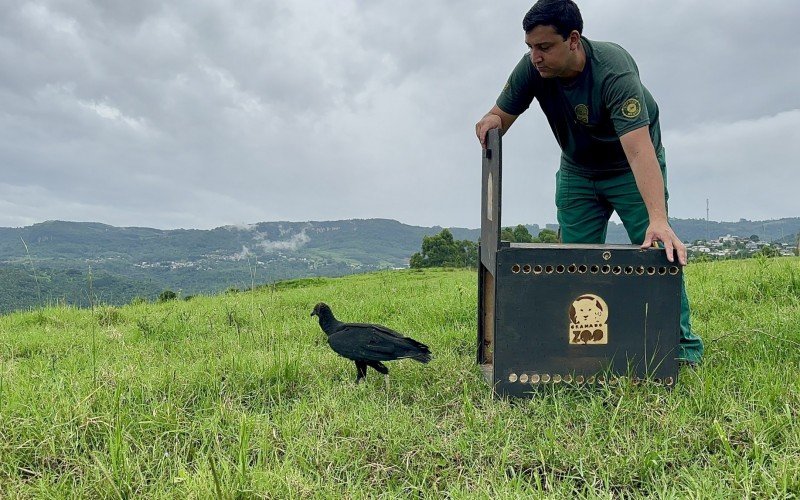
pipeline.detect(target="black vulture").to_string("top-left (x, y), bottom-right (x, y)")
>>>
top-left (310, 302), bottom-right (431, 383)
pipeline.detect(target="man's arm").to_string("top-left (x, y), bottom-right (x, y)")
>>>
top-left (475, 105), bottom-right (519, 149)
top-left (619, 125), bottom-right (687, 265)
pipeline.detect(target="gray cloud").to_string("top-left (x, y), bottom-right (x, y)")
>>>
top-left (0, 0), bottom-right (797, 231)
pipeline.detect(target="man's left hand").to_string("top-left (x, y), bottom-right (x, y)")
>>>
top-left (641, 221), bottom-right (687, 266)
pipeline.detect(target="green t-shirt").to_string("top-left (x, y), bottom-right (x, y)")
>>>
top-left (496, 37), bottom-right (663, 179)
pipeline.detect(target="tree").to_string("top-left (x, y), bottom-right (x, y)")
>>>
top-left (500, 225), bottom-right (535, 243)
top-left (500, 226), bottom-right (558, 243)
top-left (460, 240), bottom-right (479, 268)
top-left (537, 228), bottom-right (559, 243)
top-left (513, 225), bottom-right (534, 243)
top-left (749, 234), bottom-right (760, 242)
top-left (410, 229), bottom-right (477, 269)
top-left (756, 245), bottom-right (779, 258)
top-left (158, 289), bottom-right (177, 302)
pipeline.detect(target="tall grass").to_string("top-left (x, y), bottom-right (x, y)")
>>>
top-left (0, 259), bottom-right (797, 497)
top-left (19, 237), bottom-right (42, 306)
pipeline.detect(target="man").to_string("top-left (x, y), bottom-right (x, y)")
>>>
top-left (475, 0), bottom-right (703, 365)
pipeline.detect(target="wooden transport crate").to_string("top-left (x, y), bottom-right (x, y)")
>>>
top-left (477, 130), bottom-right (681, 397)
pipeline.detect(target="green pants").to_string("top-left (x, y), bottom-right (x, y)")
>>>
top-left (555, 165), bottom-right (704, 364)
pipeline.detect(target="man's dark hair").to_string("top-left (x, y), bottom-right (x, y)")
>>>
top-left (523, 0), bottom-right (583, 38)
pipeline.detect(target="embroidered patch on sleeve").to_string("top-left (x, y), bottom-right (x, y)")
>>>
top-left (575, 104), bottom-right (589, 123)
top-left (621, 98), bottom-right (641, 118)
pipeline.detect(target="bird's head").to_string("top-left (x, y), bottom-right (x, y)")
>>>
top-left (310, 302), bottom-right (331, 318)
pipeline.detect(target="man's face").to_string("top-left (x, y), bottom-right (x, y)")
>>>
top-left (525, 25), bottom-right (578, 78)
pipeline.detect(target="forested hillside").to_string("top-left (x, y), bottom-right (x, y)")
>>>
top-left (1, 217), bottom-right (797, 313)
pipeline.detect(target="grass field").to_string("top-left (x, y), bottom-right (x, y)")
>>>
top-left (0, 257), bottom-right (798, 498)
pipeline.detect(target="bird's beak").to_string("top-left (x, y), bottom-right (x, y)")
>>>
top-left (310, 311), bottom-right (317, 318)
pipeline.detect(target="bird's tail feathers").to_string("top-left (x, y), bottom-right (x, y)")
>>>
top-left (411, 351), bottom-right (432, 364)
top-left (404, 338), bottom-right (432, 364)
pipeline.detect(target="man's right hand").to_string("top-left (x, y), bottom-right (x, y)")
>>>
top-left (475, 106), bottom-right (518, 149)
top-left (475, 114), bottom-right (503, 149)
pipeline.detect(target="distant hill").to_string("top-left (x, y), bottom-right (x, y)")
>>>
top-left (1, 217), bottom-right (797, 314)
top-left (0, 219), bottom-right (481, 313)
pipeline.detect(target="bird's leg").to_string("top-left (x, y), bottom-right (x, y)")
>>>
top-left (355, 361), bottom-right (368, 384)
top-left (366, 361), bottom-right (389, 389)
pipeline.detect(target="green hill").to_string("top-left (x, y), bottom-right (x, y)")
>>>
top-left (1, 218), bottom-right (798, 314)
top-left (0, 258), bottom-right (798, 496)
top-left (0, 266), bottom-right (157, 312)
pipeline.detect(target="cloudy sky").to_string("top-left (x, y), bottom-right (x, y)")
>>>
top-left (1, 0), bottom-right (798, 230)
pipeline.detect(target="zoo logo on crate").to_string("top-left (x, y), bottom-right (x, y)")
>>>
top-left (568, 294), bottom-right (608, 345)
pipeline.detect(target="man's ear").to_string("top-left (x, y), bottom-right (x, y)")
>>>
top-left (569, 30), bottom-right (581, 50)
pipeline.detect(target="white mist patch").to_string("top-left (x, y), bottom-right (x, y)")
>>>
top-left (224, 223), bottom-right (258, 231)
top-left (232, 246), bottom-right (253, 260)
top-left (256, 228), bottom-right (310, 252)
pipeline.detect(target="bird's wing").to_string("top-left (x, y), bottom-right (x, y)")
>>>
top-left (327, 324), bottom-right (423, 362)
top-left (352, 323), bottom-right (431, 351)
top-left (345, 322), bottom-right (405, 339)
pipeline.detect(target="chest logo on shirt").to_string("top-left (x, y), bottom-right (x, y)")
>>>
top-left (622, 98), bottom-right (641, 118)
top-left (575, 104), bottom-right (589, 124)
